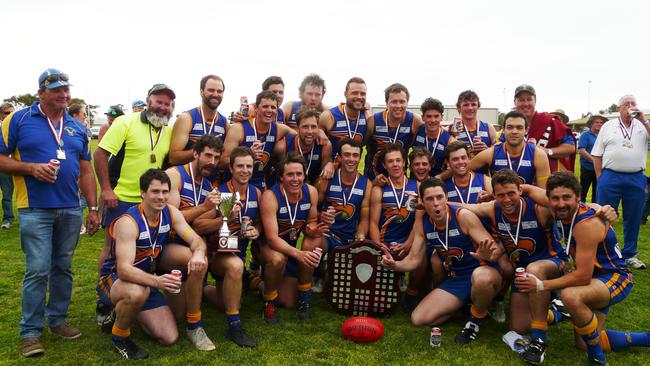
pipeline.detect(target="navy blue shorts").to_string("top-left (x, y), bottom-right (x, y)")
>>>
top-left (595, 271), bottom-right (633, 315)
top-left (102, 200), bottom-right (138, 228)
top-left (97, 273), bottom-right (167, 311)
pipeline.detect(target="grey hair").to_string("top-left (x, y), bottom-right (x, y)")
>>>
top-left (618, 94), bottom-right (636, 106)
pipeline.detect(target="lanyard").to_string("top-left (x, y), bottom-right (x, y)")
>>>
top-left (343, 104), bottom-right (361, 139)
top-left (140, 209), bottom-right (162, 262)
top-left (200, 105), bottom-right (218, 135)
top-left (187, 162), bottom-right (205, 207)
top-left (252, 118), bottom-right (268, 148)
top-left (38, 105), bottom-right (64, 148)
top-left (463, 121), bottom-right (480, 148)
top-left (281, 186), bottom-right (300, 227)
top-left (338, 169), bottom-right (359, 206)
top-left (618, 118), bottom-right (634, 140)
top-left (500, 199), bottom-right (523, 246)
top-left (296, 137), bottom-right (315, 176)
top-left (452, 173), bottom-right (474, 204)
top-left (385, 110), bottom-right (400, 144)
top-left (149, 125), bottom-right (162, 154)
top-left (435, 207), bottom-right (450, 251)
top-left (560, 207), bottom-right (580, 256)
top-left (425, 127), bottom-right (442, 161)
top-left (506, 145), bottom-right (526, 174)
top-left (388, 175), bottom-right (406, 212)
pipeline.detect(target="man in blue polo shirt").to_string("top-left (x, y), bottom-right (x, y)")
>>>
top-left (0, 68), bottom-right (100, 357)
top-left (577, 115), bottom-right (606, 202)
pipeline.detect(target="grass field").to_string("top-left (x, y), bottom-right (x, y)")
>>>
top-left (0, 150), bottom-right (649, 365)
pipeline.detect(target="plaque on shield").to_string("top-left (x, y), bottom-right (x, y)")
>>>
top-left (325, 240), bottom-right (402, 317)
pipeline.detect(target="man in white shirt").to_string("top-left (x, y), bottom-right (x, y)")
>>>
top-left (591, 95), bottom-right (650, 269)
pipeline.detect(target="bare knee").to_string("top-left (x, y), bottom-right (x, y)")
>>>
top-left (158, 329), bottom-right (179, 346)
top-left (560, 289), bottom-right (582, 312)
top-left (225, 257), bottom-right (244, 280)
top-left (266, 252), bottom-right (287, 270)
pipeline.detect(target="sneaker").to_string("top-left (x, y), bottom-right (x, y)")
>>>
top-left (96, 303), bottom-right (113, 325)
top-left (227, 328), bottom-right (257, 348)
top-left (50, 323), bottom-right (81, 340)
top-left (297, 301), bottom-right (312, 321)
top-left (113, 337), bottom-right (149, 360)
top-left (626, 257), bottom-right (647, 270)
top-left (263, 302), bottom-right (279, 324)
top-left (312, 277), bottom-right (324, 294)
top-left (522, 338), bottom-right (546, 364)
top-left (79, 225), bottom-right (86, 235)
top-left (550, 299), bottom-right (571, 321)
top-left (101, 308), bottom-right (116, 334)
top-left (1, 221), bottom-right (11, 229)
top-left (187, 327), bottom-right (216, 351)
top-left (587, 356), bottom-right (609, 366)
top-left (490, 301), bottom-right (506, 323)
top-left (455, 321), bottom-right (480, 344)
top-left (21, 337), bottom-right (44, 357)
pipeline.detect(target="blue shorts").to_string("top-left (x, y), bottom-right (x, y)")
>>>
top-left (595, 271), bottom-right (633, 315)
top-left (325, 234), bottom-right (354, 251)
top-left (102, 200), bottom-right (138, 228)
top-left (438, 270), bottom-right (474, 302)
top-left (511, 256), bottom-right (569, 293)
top-left (97, 273), bottom-right (167, 311)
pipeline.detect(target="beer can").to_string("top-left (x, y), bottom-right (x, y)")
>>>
top-left (313, 247), bottom-right (323, 262)
top-left (240, 216), bottom-right (251, 239)
top-left (48, 159), bottom-right (60, 175)
top-left (240, 96), bottom-right (249, 118)
top-left (430, 327), bottom-right (442, 347)
top-left (630, 110), bottom-right (640, 118)
top-left (327, 206), bottom-right (336, 224)
top-left (170, 269), bottom-right (182, 294)
top-left (515, 267), bottom-right (527, 278)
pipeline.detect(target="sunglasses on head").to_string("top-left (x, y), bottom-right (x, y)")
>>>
top-left (43, 73), bottom-right (69, 84)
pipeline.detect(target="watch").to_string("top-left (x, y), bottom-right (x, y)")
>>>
top-left (89, 206), bottom-right (99, 212)
top-left (547, 149), bottom-right (554, 157)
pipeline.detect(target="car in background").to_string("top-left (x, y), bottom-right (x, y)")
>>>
top-left (90, 126), bottom-right (101, 139)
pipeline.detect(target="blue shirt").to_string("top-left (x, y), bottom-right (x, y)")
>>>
top-left (0, 102), bottom-right (91, 209)
top-left (578, 130), bottom-right (598, 171)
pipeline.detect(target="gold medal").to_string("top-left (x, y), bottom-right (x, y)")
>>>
top-left (340, 211), bottom-right (349, 220)
top-left (289, 228), bottom-right (298, 241)
top-left (150, 153), bottom-right (157, 163)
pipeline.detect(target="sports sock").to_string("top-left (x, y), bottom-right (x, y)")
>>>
top-left (186, 311), bottom-right (203, 330)
top-left (601, 329), bottom-right (650, 351)
top-left (112, 325), bottom-right (131, 342)
top-left (406, 288), bottom-right (419, 297)
top-left (297, 282), bottom-right (312, 304)
top-left (469, 305), bottom-right (488, 325)
top-left (575, 312), bottom-right (606, 363)
top-left (263, 290), bottom-right (278, 303)
top-left (547, 308), bottom-right (563, 325)
top-left (226, 310), bottom-right (242, 332)
top-left (531, 320), bottom-right (549, 342)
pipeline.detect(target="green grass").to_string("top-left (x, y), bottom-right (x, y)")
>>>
top-left (0, 150), bottom-right (648, 365)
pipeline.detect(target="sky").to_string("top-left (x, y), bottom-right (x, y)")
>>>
top-left (1, 0), bottom-right (648, 121)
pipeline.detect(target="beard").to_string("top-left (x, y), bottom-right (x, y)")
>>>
top-left (202, 95), bottom-right (222, 110)
top-left (146, 108), bottom-right (171, 128)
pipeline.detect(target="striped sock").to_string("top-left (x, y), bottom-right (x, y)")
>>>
top-left (531, 320), bottom-right (549, 342)
top-left (469, 305), bottom-right (488, 325)
top-left (186, 311), bottom-right (203, 330)
top-left (263, 290), bottom-right (278, 303)
top-left (226, 310), bottom-right (241, 332)
top-left (601, 329), bottom-right (650, 351)
top-left (547, 308), bottom-right (562, 325)
top-left (575, 313), bottom-right (606, 363)
top-left (112, 325), bottom-right (131, 342)
top-left (298, 282), bottom-right (312, 304)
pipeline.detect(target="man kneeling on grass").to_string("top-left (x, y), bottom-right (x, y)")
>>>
top-left (97, 169), bottom-right (214, 359)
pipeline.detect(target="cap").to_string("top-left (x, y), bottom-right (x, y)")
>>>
top-left (514, 84), bottom-right (536, 98)
top-left (132, 100), bottom-right (146, 107)
top-left (147, 84), bottom-right (176, 100)
top-left (39, 68), bottom-right (71, 89)
top-left (105, 105), bottom-right (125, 117)
top-left (587, 114), bottom-right (608, 126)
top-left (551, 109), bottom-right (569, 124)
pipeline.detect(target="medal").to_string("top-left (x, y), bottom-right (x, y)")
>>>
top-left (340, 211), bottom-right (349, 220)
top-left (199, 105), bottom-right (218, 136)
top-left (150, 153), bottom-right (156, 163)
top-left (452, 173), bottom-right (474, 204)
top-left (618, 118), bottom-right (635, 149)
top-left (149, 124), bottom-right (162, 164)
top-left (342, 104), bottom-right (362, 139)
top-left (338, 169), bottom-right (359, 221)
top-left (282, 186), bottom-right (301, 242)
top-left (57, 149), bottom-right (66, 160)
top-left (289, 228), bottom-right (298, 241)
top-left (388, 175), bottom-right (407, 223)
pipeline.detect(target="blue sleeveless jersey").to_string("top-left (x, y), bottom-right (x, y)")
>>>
top-left (176, 163), bottom-right (217, 210)
top-left (445, 173), bottom-right (488, 204)
top-left (490, 143), bottom-right (537, 185)
top-left (365, 110), bottom-right (415, 180)
top-left (559, 203), bottom-right (629, 277)
top-left (277, 108), bottom-right (285, 124)
top-left (285, 134), bottom-right (323, 185)
top-left (270, 183), bottom-right (312, 247)
top-left (422, 205), bottom-right (482, 276)
top-left (455, 120), bottom-right (492, 148)
top-left (323, 171), bottom-right (369, 244)
top-left (492, 196), bottom-right (566, 266)
top-left (101, 204), bottom-right (173, 275)
top-left (378, 177), bottom-right (418, 245)
top-left (241, 117), bottom-right (278, 190)
top-left (285, 101), bottom-right (302, 130)
top-left (413, 125), bottom-right (452, 177)
top-left (328, 103), bottom-right (367, 159)
top-left (218, 181), bottom-right (260, 258)
top-left (184, 107), bottom-right (228, 149)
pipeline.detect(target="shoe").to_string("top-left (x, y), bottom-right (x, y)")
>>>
top-left (312, 277), bottom-right (324, 294)
top-left (455, 321), bottom-right (480, 344)
top-left (490, 301), bottom-right (506, 323)
top-left (50, 323), bottom-right (81, 340)
top-left (96, 303), bottom-right (113, 325)
top-left (227, 328), bottom-right (257, 348)
top-left (187, 327), bottom-right (216, 351)
top-left (113, 337), bottom-right (149, 360)
top-left (79, 225), bottom-right (86, 235)
top-left (297, 301), bottom-right (312, 321)
top-left (100, 308), bottom-right (116, 334)
top-left (522, 338), bottom-right (546, 364)
top-left (21, 337), bottom-right (44, 357)
top-left (550, 299), bottom-right (571, 321)
top-left (1, 221), bottom-right (11, 229)
top-left (398, 275), bottom-right (407, 292)
top-left (626, 257), bottom-right (646, 270)
top-left (263, 302), bottom-right (279, 324)
top-left (587, 356), bottom-right (608, 366)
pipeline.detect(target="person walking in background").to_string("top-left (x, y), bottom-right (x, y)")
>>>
top-left (0, 102), bottom-right (15, 228)
top-left (578, 115), bottom-right (607, 202)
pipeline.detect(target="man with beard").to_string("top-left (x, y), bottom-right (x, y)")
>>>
top-left (501, 84), bottom-right (576, 173)
top-left (94, 84), bottom-right (175, 325)
top-left (365, 83), bottom-right (423, 181)
top-left (517, 172), bottom-right (650, 366)
top-left (381, 178), bottom-right (503, 345)
top-left (282, 73), bottom-right (327, 130)
top-left (413, 98), bottom-right (454, 177)
top-left (578, 115), bottom-right (607, 203)
top-left (318, 77), bottom-right (369, 159)
top-left (221, 91), bottom-right (300, 190)
top-left (274, 108), bottom-right (333, 185)
top-left (452, 90), bottom-right (496, 155)
top-left (169, 75), bottom-right (229, 166)
top-left (259, 153), bottom-right (328, 322)
top-left (471, 111), bottom-right (550, 188)
top-left (193, 147), bottom-right (260, 348)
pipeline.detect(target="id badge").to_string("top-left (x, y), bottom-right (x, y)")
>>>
top-left (57, 149), bottom-right (66, 160)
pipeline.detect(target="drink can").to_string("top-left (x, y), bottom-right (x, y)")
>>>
top-left (327, 206), bottom-right (336, 224)
top-left (240, 96), bottom-right (249, 118)
top-left (630, 110), bottom-right (640, 118)
top-left (313, 247), bottom-right (323, 262)
top-left (430, 327), bottom-right (441, 347)
top-left (240, 216), bottom-right (251, 238)
top-left (48, 159), bottom-right (60, 175)
top-left (170, 269), bottom-right (182, 294)
top-left (515, 267), bottom-right (527, 278)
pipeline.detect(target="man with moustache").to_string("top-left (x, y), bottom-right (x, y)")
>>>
top-left (578, 115), bottom-right (607, 203)
top-left (169, 75), bottom-right (229, 166)
top-left (413, 98), bottom-right (454, 177)
top-left (470, 111), bottom-right (551, 188)
top-left (94, 84), bottom-right (175, 325)
top-left (365, 83), bottom-right (423, 181)
top-left (282, 73), bottom-right (328, 130)
top-left (318, 77), bottom-right (369, 159)
top-left (452, 90), bottom-right (496, 155)
top-left (0, 69), bottom-right (99, 356)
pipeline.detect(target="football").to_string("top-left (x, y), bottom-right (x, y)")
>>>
top-left (341, 316), bottom-right (385, 343)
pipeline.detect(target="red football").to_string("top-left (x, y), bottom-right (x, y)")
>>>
top-left (341, 316), bottom-right (384, 343)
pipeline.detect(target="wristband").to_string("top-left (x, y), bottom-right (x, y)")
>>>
top-left (527, 273), bottom-right (545, 292)
top-left (89, 206), bottom-right (99, 212)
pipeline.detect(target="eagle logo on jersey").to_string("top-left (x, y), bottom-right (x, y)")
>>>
top-left (333, 203), bottom-right (355, 221)
top-left (383, 207), bottom-right (410, 224)
top-left (258, 151), bottom-right (271, 169)
top-left (434, 246), bottom-right (464, 274)
top-left (499, 235), bottom-right (536, 264)
top-left (278, 219), bottom-right (303, 238)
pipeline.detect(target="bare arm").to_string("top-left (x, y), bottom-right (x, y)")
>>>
top-left (578, 148), bottom-right (593, 163)
top-left (521, 184), bottom-right (550, 207)
top-left (544, 143), bottom-right (576, 159)
top-left (534, 147), bottom-right (551, 189)
top-left (0, 154), bottom-right (55, 183)
top-left (383, 209), bottom-right (426, 272)
top-left (369, 186), bottom-right (383, 243)
top-left (170, 205), bottom-right (207, 267)
top-left (356, 184), bottom-right (372, 241)
top-left (97, 124), bottom-right (109, 143)
top-left (593, 156), bottom-right (603, 178)
top-left (468, 147), bottom-right (493, 173)
top-left (220, 123), bottom-right (244, 169)
top-left (459, 209), bottom-right (502, 262)
top-left (165, 167), bottom-right (219, 224)
top-left (168, 113), bottom-right (194, 166)
top-left (318, 109), bottom-right (334, 133)
top-left (114, 217), bottom-right (161, 287)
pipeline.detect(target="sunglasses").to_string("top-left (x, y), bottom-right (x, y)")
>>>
top-left (43, 73), bottom-right (69, 85)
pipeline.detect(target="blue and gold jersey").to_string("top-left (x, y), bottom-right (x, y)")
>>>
top-left (323, 171), bottom-right (369, 244)
top-left (423, 205), bottom-right (481, 276)
top-left (365, 110), bottom-right (415, 180)
top-left (327, 103), bottom-right (367, 159)
top-left (413, 125), bottom-right (452, 177)
top-left (240, 117), bottom-right (278, 190)
top-left (183, 107), bottom-right (228, 150)
top-left (284, 134), bottom-right (323, 185)
top-left (218, 181), bottom-right (260, 258)
top-left (455, 120), bottom-right (492, 148)
top-left (101, 204), bottom-right (173, 275)
top-left (378, 177), bottom-right (418, 245)
top-left (176, 163), bottom-right (218, 210)
top-left (445, 173), bottom-right (488, 204)
top-left (490, 143), bottom-right (537, 185)
top-left (270, 183), bottom-right (313, 247)
top-left (285, 101), bottom-right (302, 130)
top-left (492, 196), bottom-right (566, 266)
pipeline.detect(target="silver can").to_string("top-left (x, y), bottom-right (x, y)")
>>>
top-left (430, 327), bottom-right (441, 347)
